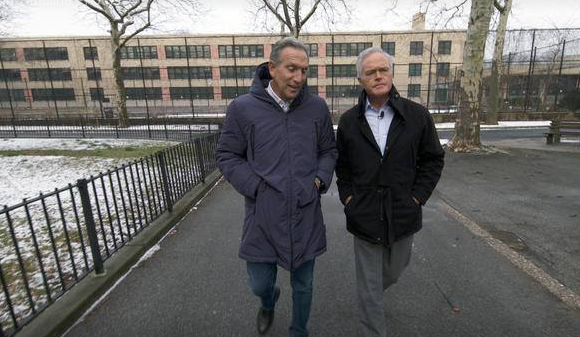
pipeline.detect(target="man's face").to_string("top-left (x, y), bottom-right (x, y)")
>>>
top-left (358, 52), bottom-right (393, 100)
top-left (268, 47), bottom-right (309, 101)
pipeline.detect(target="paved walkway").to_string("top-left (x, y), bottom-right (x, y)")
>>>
top-left (63, 139), bottom-right (580, 337)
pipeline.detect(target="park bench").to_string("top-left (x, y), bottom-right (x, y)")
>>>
top-left (545, 120), bottom-right (580, 144)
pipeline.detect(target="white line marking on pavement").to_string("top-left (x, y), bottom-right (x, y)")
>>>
top-left (437, 200), bottom-right (580, 311)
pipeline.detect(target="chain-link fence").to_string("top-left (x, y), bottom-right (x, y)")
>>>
top-left (1, 29), bottom-right (579, 120)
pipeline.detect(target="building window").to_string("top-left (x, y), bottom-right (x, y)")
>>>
top-left (165, 45), bottom-right (211, 59)
top-left (0, 69), bottom-right (21, 81)
top-left (90, 88), bottom-right (105, 101)
top-left (407, 84), bottom-right (421, 98)
top-left (0, 89), bottom-right (25, 101)
top-left (435, 87), bottom-right (448, 102)
top-left (86, 67), bottom-right (102, 81)
top-left (167, 66), bottom-right (212, 80)
top-left (326, 85), bottom-right (360, 98)
top-left (308, 86), bottom-right (319, 96)
top-left (169, 87), bottom-right (214, 100)
top-left (28, 68), bottom-right (72, 81)
top-left (307, 66), bottom-right (318, 78)
top-left (32, 88), bottom-right (76, 101)
top-left (125, 87), bottom-right (162, 100)
top-left (83, 47), bottom-right (98, 60)
top-left (306, 44), bottom-right (318, 57)
top-left (120, 46), bottom-right (158, 59)
top-left (218, 45), bottom-right (264, 58)
top-left (436, 62), bottom-right (450, 77)
top-left (24, 47), bottom-right (69, 61)
top-left (409, 41), bottom-right (423, 56)
top-left (326, 64), bottom-right (357, 78)
top-left (0, 48), bottom-right (17, 61)
top-left (408, 63), bottom-right (422, 77)
top-left (438, 40), bottom-right (452, 55)
top-left (381, 42), bottom-right (395, 56)
top-left (121, 67), bottom-right (160, 80)
top-left (219, 66), bottom-right (256, 79)
top-left (326, 42), bottom-right (372, 57)
top-left (221, 86), bottom-right (251, 99)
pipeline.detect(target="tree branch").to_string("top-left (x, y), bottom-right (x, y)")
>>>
top-left (78, 0), bottom-right (112, 20)
top-left (494, 0), bottom-right (505, 12)
top-left (299, 0), bottom-right (322, 27)
top-left (120, 0), bottom-right (144, 19)
top-left (280, 0), bottom-right (294, 31)
top-left (262, 0), bottom-right (291, 28)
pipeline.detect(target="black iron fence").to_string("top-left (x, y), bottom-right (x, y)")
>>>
top-left (0, 132), bottom-right (219, 337)
top-left (0, 116), bottom-right (221, 140)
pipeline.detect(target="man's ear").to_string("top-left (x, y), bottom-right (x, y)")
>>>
top-left (268, 61), bottom-right (276, 78)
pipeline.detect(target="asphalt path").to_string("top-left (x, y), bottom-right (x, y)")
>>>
top-left (63, 141), bottom-right (580, 337)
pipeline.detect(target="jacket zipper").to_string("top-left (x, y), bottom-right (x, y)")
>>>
top-left (314, 121), bottom-right (319, 154)
top-left (285, 113), bottom-right (294, 271)
top-left (249, 124), bottom-right (255, 161)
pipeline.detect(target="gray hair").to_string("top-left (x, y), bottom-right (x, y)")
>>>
top-left (355, 47), bottom-right (394, 78)
top-left (270, 37), bottom-right (309, 65)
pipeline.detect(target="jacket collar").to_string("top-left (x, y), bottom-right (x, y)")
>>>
top-left (250, 62), bottom-right (308, 109)
top-left (356, 85), bottom-right (406, 122)
top-left (355, 85), bottom-right (406, 157)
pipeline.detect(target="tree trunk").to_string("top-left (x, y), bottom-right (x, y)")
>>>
top-left (110, 24), bottom-right (128, 127)
top-left (448, 0), bottom-right (494, 152)
top-left (487, 0), bottom-right (512, 125)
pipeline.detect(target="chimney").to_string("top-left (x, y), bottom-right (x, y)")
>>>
top-left (412, 12), bottom-right (426, 31)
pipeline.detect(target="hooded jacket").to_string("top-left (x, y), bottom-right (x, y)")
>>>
top-left (216, 62), bottom-right (337, 270)
top-left (336, 86), bottom-right (444, 246)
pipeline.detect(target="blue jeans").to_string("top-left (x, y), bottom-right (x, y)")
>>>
top-left (247, 259), bottom-right (315, 337)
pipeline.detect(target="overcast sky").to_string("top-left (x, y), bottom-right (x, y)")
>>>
top-left (5, 0), bottom-right (580, 37)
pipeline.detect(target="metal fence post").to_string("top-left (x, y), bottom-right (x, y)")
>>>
top-left (12, 117), bottom-right (17, 138)
top-left (157, 152), bottom-right (173, 211)
top-left (194, 138), bottom-right (206, 183)
top-left (80, 115), bottom-right (86, 138)
top-left (164, 117), bottom-right (169, 140)
top-left (77, 178), bottom-right (105, 275)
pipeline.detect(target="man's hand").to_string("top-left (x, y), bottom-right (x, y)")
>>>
top-left (314, 177), bottom-right (321, 190)
top-left (412, 196), bottom-right (420, 205)
top-left (344, 195), bottom-right (353, 205)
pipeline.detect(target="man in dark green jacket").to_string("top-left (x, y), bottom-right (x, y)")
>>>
top-left (336, 47), bottom-right (444, 337)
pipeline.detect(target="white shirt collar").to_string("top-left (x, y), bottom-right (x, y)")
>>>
top-left (266, 81), bottom-right (291, 112)
top-left (365, 98), bottom-right (388, 114)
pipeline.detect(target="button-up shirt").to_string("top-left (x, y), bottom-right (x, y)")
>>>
top-left (266, 81), bottom-right (291, 112)
top-left (364, 99), bottom-right (394, 156)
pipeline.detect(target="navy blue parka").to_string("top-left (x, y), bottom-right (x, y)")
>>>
top-left (216, 62), bottom-right (337, 270)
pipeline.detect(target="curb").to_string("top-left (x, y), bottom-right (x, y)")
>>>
top-left (433, 190), bottom-right (580, 312)
top-left (16, 170), bottom-right (223, 337)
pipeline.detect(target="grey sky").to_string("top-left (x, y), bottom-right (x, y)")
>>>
top-left (6, 0), bottom-right (580, 37)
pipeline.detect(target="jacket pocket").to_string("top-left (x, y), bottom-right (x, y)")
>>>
top-left (249, 124), bottom-right (256, 161)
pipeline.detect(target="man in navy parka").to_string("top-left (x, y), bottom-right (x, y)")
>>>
top-left (216, 37), bottom-right (337, 337)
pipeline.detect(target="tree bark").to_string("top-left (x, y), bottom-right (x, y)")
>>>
top-left (109, 23), bottom-right (129, 127)
top-left (487, 0), bottom-right (512, 125)
top-left (448, 0), bottom-right (494, 152)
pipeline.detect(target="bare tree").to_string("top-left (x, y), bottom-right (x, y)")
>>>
top-left (486, 0), bottom-right (512, 125)
top-left (78, 0), bottom-right (200, 127)
top-left (0, 0), bottom-right (27, 36)
top-left (446, 0), bottom-right (494, 152)
top-left (253, 0), bottom-right (351, 37)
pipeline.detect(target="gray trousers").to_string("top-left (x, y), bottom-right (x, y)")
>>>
top-left (354, 235), bottom-right (414, 337)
